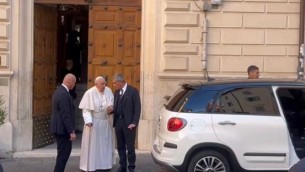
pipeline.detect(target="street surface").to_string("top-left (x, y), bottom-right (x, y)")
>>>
top-left (0, 152), bottom-right (170, 172)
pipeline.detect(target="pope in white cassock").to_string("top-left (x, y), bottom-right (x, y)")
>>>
top-left (79, 76), bottom-right (114, 171)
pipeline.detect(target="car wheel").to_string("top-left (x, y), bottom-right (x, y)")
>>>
top-left (187, 150), bottom-right (230, 172)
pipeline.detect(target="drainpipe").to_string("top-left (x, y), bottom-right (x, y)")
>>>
top-left (202, 15), bottom-right (208, 80)
top-left (201, 1), bottom-right (222, 81)
top-left (298, 0), bottom-right (305, 80)
top-left (202, 0), bottom-right (212, 81)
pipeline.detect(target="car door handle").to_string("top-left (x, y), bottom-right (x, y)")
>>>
top-left (218, 121), bottom-right (236, 125)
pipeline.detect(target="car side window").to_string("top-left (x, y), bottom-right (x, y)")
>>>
top-left (166, 88), bottom-right (193, 112)
top-left (214, 87), bottom-right (279, 116)
top-left (182, 90), bottom-right (218, 113)
top-left (165, 88), bottom-right (218, 113)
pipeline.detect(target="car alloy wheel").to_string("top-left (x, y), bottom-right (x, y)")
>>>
top-left (187, 151), bottom-right (230, 172)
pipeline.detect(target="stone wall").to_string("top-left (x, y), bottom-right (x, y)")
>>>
top-left (160, 0), bottom-right (300, 79)
top-left (0, 0), bottom-right (13, 157)
top-left (0, 0), bottom-right (10, 68)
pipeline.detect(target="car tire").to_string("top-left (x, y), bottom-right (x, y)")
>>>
top-left (187, 150), bottom-right (231, 172)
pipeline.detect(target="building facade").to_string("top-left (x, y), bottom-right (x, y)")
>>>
top-left (0, 0), bottom-right (303, 156)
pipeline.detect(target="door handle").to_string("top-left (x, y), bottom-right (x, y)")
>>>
top-left (218, 121), bottom-right (236, 126)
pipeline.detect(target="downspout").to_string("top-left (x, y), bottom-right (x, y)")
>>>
top-left (298, 0), bottom-right (304, 80)
top-left (202, 14), bottom-right (208, 80)
top-left (201, 1), bottom-right (221, 81)
top-left (202, 0), bottom-right (212, 81)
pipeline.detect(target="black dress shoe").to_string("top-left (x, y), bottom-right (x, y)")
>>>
top-left (116, 166), bottom-right (127, 172)
top-left (129, 169), bottom-right (135, 172)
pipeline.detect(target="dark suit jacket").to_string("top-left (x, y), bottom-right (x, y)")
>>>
top-left (50, 85), bottom-right (75, 135)
top-left (113, 85), bottom-right (141, 127)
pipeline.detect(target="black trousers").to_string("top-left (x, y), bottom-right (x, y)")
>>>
top-left (54, 134), bottom-right (72, 172)
top-left (115, 119), bottom-right (136, 170)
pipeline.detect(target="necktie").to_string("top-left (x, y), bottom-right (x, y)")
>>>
top-left (119, 89), bottom-right (123, 99)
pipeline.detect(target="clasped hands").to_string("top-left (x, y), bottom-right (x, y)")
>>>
top-left (85, 106), bottom-right (113, 128)
top-left (70, 132), bottom-right (76, 141)
top-left (107, 105), bottom-right (113, 115)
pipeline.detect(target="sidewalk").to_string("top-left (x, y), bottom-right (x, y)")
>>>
top-left (0, 152), bottom-right (162, 172)
top-left (0, 141), bottom-right (166, 172)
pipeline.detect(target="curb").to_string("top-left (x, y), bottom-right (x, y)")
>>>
top-left (13, 148), bottom-right (150, 158)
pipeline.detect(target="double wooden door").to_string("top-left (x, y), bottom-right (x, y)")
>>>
top-left (33, 1), bottom-right (141, 114)
top-left (32, 1), bottom-right (141, 148)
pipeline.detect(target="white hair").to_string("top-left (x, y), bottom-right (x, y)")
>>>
top-left (95, 76), bottom-right (106, 84)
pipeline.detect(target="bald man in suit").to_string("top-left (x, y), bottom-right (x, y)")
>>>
top-left (50, 73), bottom-right (77, 172)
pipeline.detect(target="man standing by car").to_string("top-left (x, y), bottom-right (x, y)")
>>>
top-left (50, 73), bottom-right (77, 172)
top-left (112, 73), bottom-right (141, 172)
top-left (247, 65), bottom-right (260, 79)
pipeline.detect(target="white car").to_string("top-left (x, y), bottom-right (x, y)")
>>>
top-left (152, 79), bottom-right (305, 172)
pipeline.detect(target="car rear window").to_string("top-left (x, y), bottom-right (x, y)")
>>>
top-left (165, 87), bottom-right (218, 113)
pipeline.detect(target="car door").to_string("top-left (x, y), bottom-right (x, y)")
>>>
top-left (212, 86), bottom-right (290, 170)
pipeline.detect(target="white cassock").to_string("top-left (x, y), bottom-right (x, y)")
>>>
top-left (79, 86), bottom-right (114, 171)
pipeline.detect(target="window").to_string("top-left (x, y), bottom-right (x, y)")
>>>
top-left (166, 88), bottom-right (192, 112)
top-left (165, 88), bottom-right (218, 113)
top-left (215, 87), bottom-right (279, 116)
top-left (183, 90), bottom-right (218, 113)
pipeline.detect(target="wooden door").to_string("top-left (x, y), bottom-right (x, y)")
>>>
top-left (88, 5), bottom-right (141, 90)
top-left (33, 4), bottom-right (57, 148)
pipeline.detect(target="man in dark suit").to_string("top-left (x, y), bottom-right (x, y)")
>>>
top-left (112, 74), bottom-right (141, 172)
top-left (50, 73), bottom-right (77, 172)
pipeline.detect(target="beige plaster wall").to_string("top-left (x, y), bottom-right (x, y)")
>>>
top-left (160, 0), bottom-right (300, 79)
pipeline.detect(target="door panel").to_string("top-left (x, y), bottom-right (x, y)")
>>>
top-left (213, 115), bottom-right (289, 170)
top-left (212, 87), bottom-right (289, 170)
top-left (91, 6), bottom-right (120, 25)
top-left (95, 31), bottom-right (118, 58)
top-left (91, 0), bottom-right (141, 6)
top-left (34, 5), bottom-right (57, 117)
top-left (89, 5), bottom-right (141, 91)
top-left (33, 4), bottom-right (57, 148)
